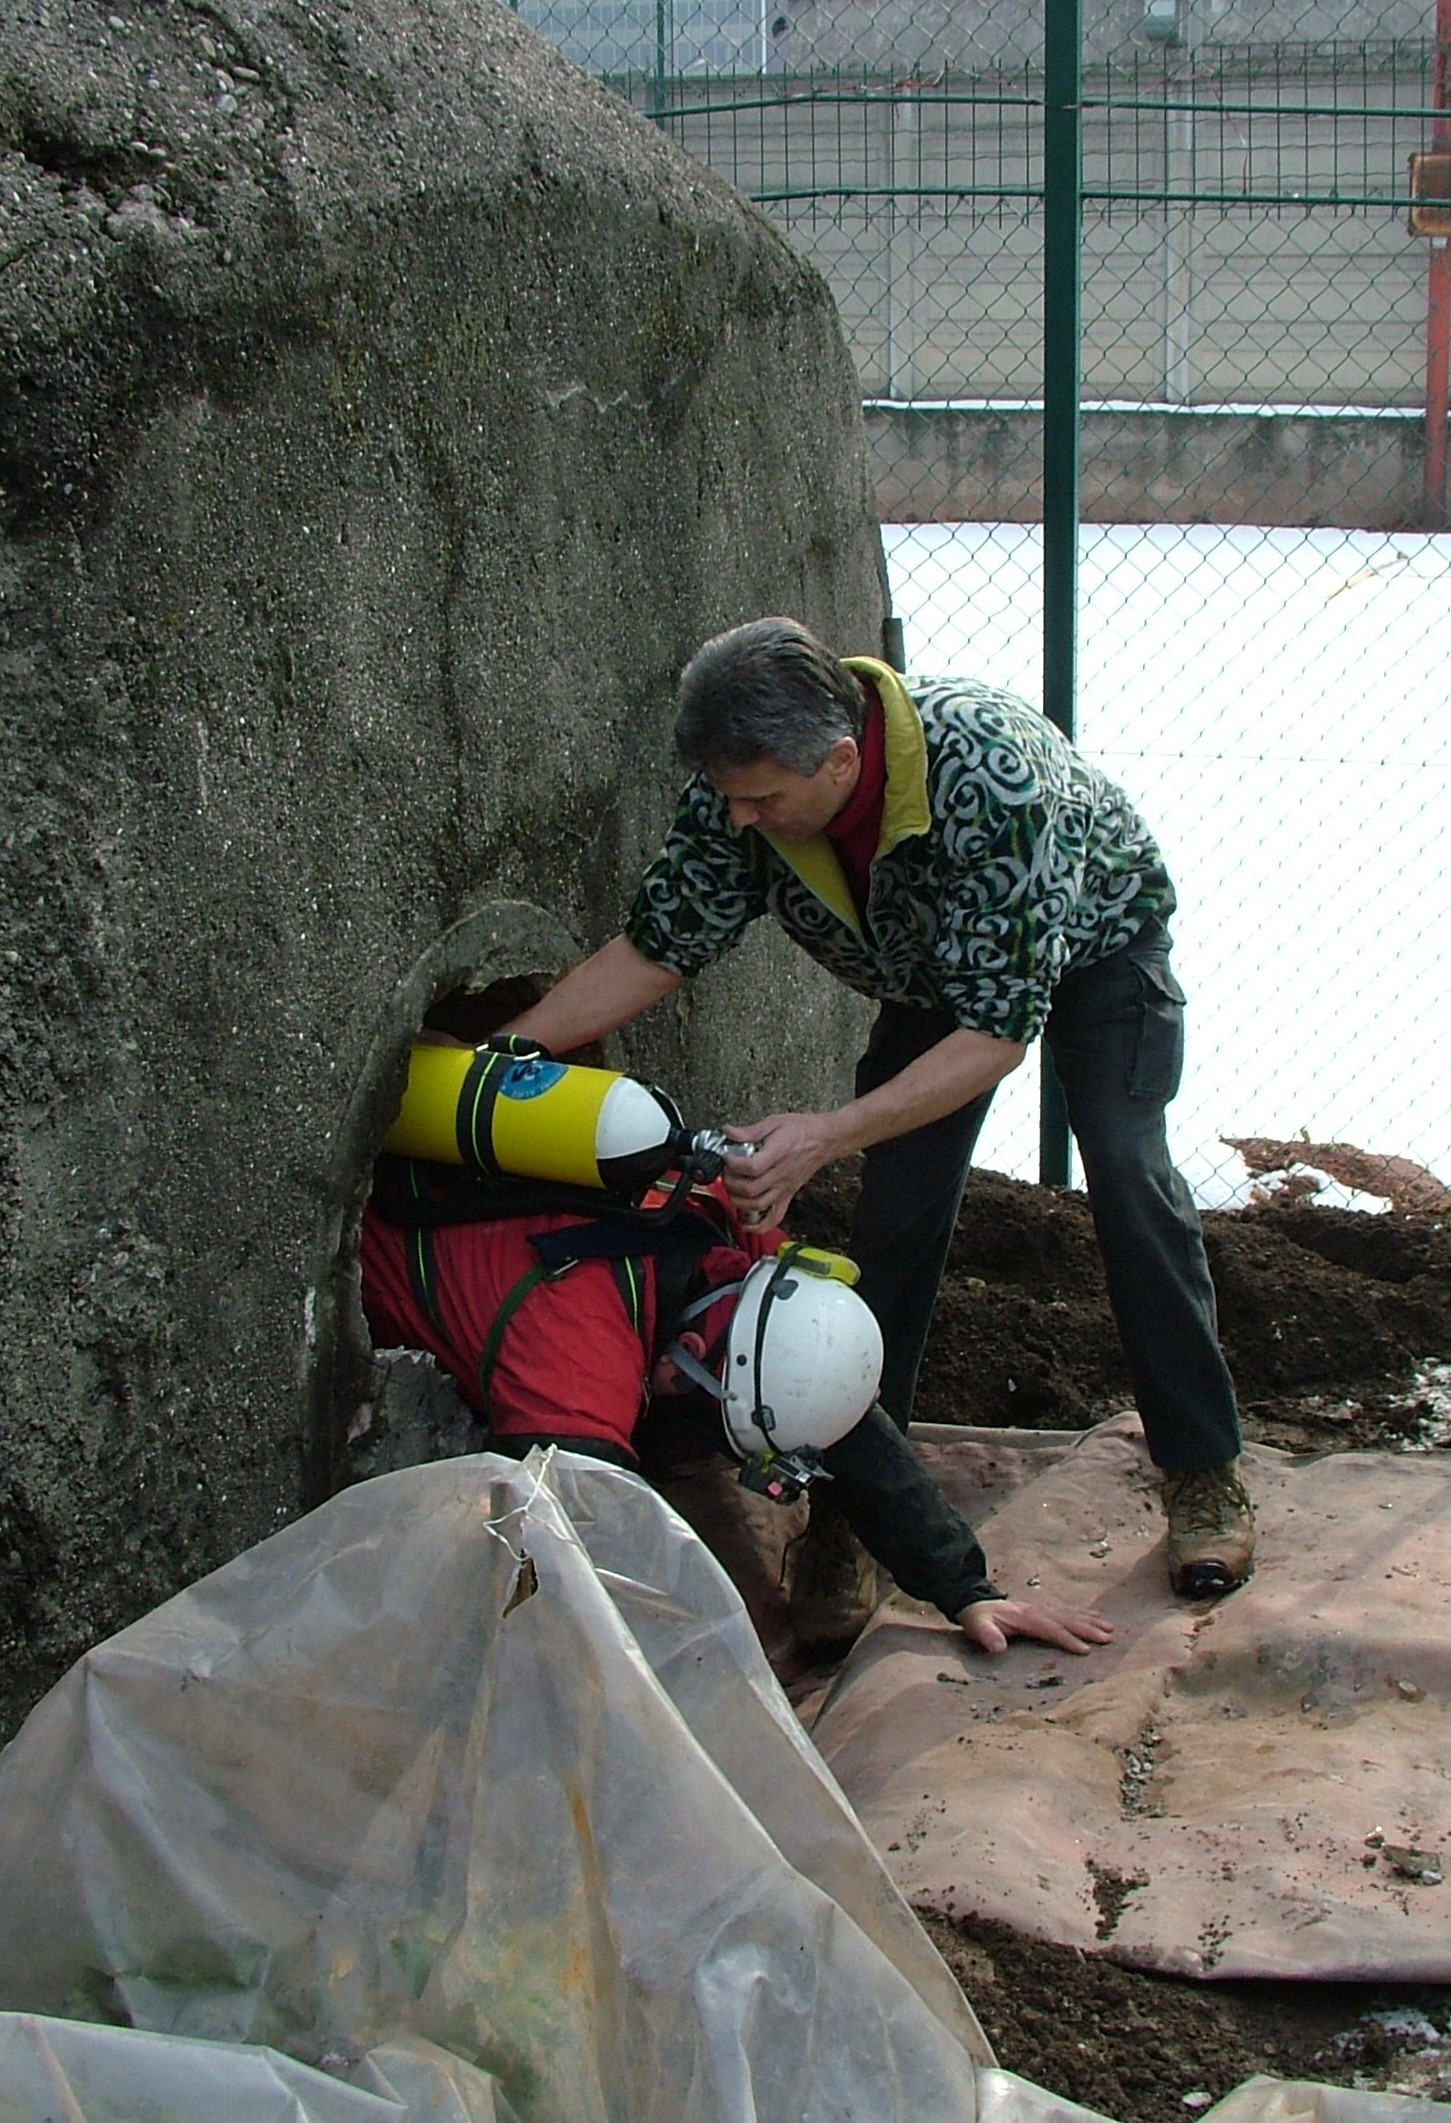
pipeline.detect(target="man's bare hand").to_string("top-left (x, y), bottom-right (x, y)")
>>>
top-left (723, 1112), bottom-right (837, 1229)
top-left (954, 1597), bottom-right (1115, 1657)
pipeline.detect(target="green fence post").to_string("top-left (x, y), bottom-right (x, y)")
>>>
top-left (653, 0), bottom-right (668, 124)
top-left (1040, 0), bottom-right (1083, 1188)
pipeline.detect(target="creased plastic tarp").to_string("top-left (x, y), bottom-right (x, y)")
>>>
top-left (0, 1450), bottom-right (995, 2121)
top-left (0, 2015), bottom-right (520, 2121)
top-left (811, 1415), bottom-right (1451, 1981)
top-left (10, 2020), bottom-right (1448, 2123)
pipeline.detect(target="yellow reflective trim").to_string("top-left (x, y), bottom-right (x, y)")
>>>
top-left (458, 1050), bottom-right (508, 1168)
top-left (407, 1226), bottom-right (446, 1335)
top-left (615, 1254), bottom-right (645, 1332)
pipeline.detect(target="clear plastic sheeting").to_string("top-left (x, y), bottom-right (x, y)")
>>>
top-left (4, 2023), bottom-right (1449, 2123)
top-left (812, 1417), bottom-right (1451, 1982)
top-left (1201, 2083), bottom-right (1451, 2123)
top-left (0, 2015), bottom-right (519, 2121)
top-left (3, 1446), bottom-right (1445, 2123)
top-left (0, 1450), bottom-right (990, 2121)
top-left (352, 2036), bottom-right (524, 2120)
top-left (0, 2014), bottom-right (393, 2122)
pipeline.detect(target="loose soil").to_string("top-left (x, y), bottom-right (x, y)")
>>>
top-left (794, 1162), bottom-right (1451, 2121)
top-left (921, 1911), bottom-right (1451, 2119)
top-left (796, 1164), bottom-right (1451, 1457)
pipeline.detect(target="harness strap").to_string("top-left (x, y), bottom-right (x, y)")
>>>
top-left (396, 1161), bottom-right (449, 1336)
top-left (610, 1253), bottom-right (646, 1337)
top-left (476, 1249), bottom-right (650, 1412)
top-left (374, 1154), bottom-right (733, 1415)
top-left (476, 1260), bottom-right (559, 1407)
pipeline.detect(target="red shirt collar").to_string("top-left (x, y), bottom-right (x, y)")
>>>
top-left (825, 681), bottom-right (886, 912)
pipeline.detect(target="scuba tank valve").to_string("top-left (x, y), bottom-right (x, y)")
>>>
top-left (687, 1129), bottom-right (759, 1177)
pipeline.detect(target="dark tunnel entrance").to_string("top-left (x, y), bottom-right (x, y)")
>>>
top-left (307, 900), bottom-right (595, 1507)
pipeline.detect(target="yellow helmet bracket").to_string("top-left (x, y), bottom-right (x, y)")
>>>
top-left (773, 1240), bottom-right (862, 1288)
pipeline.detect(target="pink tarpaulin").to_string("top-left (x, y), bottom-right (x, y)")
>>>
top-left (810, 1417), bottom-right (1451, 1981)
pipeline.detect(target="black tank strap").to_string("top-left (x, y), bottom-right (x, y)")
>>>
top-left (372, 1154), bottom-right (629, 1230)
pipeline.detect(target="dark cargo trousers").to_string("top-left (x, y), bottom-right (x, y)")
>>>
top-left (846, 925), bottom-right (1242, 1474)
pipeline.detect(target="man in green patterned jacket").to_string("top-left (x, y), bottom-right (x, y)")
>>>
top-left (507, 617), bottom-right (1255, 1626)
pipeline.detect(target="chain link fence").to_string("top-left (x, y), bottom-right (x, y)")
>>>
top-left (520, 0), bottom-right (1451, 1205)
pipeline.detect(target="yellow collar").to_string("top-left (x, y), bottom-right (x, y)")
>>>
top-left (758, 828), bottom-right (860, 933)
top-left (842, 655), bottom-right (930, 857)
top-left (755, 656), bottom-right (927, 934)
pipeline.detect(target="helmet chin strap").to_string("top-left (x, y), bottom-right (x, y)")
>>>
top-left (659, 1341), bottom-right (725, 1398)
top-left (664, 1253), bottom-right (798, 1439)
top-left (660, 1278), bottom-right (745, 1401)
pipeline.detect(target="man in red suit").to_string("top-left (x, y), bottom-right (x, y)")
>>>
top-left (361, 1158), bottom-right (1112, 1662)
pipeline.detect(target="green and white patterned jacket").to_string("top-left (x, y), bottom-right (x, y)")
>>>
top-left (624, 657), bottom-right (1176, 1044)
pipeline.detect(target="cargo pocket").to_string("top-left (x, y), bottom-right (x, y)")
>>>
top-left (1128, 952), bottom-right (1187, 1103)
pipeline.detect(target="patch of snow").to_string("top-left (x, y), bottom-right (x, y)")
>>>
top-left (1399, 1363), bottom-right (1451, 1452)
top-left (1179, 1144), bottom-right (1258, 1211)
top-left (1250, 1164), bottom-right (1392, 1215)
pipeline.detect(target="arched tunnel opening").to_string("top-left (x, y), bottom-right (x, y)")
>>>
top-left (305, 900), bottom-right (604, 1509)
top-left (302, 906), bottom-right (800, 1646)
top-left (341, 973), bottom-right (543, 1495)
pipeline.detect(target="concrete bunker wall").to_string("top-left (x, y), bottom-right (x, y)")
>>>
top-left (0, 0), bottom-right (884, 1737)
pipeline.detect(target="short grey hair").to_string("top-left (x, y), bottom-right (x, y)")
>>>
top-left (674, 618), bottom-right (868, 777)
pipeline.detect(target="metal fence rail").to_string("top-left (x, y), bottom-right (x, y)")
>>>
top-left (522, 0), bottom-right (1451, 1204)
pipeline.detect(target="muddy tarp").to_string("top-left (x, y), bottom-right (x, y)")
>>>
top-left (811, 1417), bottom-right (1451, 1981)
top-left (0, 1451), bottom-right (990, 2119)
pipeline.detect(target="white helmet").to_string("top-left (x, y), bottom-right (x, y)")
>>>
top-left (666, 1244), bottom-right (884, 1460)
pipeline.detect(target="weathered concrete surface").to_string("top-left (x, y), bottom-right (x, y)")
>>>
top-left (865, 404), bottom-right (1435, 530)
top-left (0, 0), bottom-right (884, 1738)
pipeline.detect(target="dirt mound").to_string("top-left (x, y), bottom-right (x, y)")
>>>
top-left (796, 1164), bottom-right (1451, 1454)
top-left (921, 1912), bottom-right (1451, 2119)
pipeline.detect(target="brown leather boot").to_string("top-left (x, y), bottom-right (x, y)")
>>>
top-left (788, 1490), bottom-right (881, 1659)
top-left (1162, 1459), bottom-right (1256, 1597)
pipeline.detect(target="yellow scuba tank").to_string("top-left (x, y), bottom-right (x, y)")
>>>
top-left (383, 1038), bottom-right (694, 1194)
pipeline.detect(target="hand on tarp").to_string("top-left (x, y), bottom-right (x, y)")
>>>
top-left (954, 1595), bottom-right (1115, 1657)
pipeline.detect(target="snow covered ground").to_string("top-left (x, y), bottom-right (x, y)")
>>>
top-left (882, 522), bottom-right (1451, 1205)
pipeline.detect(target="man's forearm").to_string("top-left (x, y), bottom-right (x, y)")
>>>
top-left (505, 933), bottom-right (684, 1053)
top-left (722, 1024), bottom-right (1027, 1231)
top-left (820, 1025), bottom-right (1026, 1162)
top-left (818, 1405), bottom-right (998, 1618)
